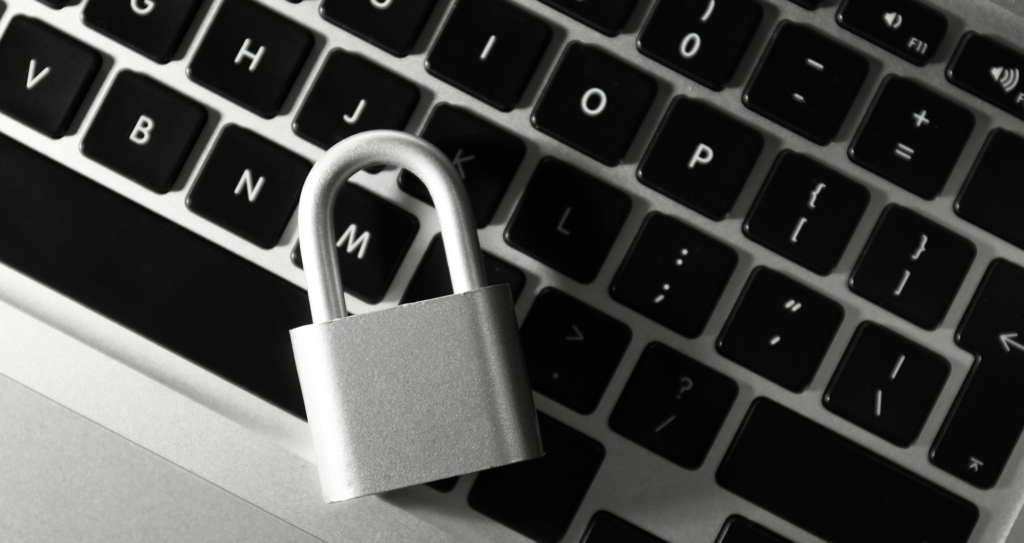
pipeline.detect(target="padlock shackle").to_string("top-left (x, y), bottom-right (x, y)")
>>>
top-left (298, 130), bottom-right (487, 323)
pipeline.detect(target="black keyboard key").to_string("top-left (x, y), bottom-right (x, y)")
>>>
top-left (532, 43), bottom-right (657, 166)
top-left (320, 0), bottom-right (438, 57)
top-left (0, 17), bottom-right (101, 138)
top-left (744, 22), bottom-right (869, 144)
top-left (718, 267), bottom-right (843, 392)
top-left (398, 104), bottom-right (524, 227)
top-left (744, 152), bottom-right (869, 275)
top-left (850, 205), bottom-right (975, 329)
top-left (505, 158), bottom-right (631, 284)
top-left (934, 260), bottom-right (1024, 488)
top-left (947, 33), bottom-right (1024, 121)
top-left (521, 288), bottom-right (631, 414)
top-left (0, 132), bottom-right (310, 417)
top-left (81, 71), bottom-right (207, 193)
top-left (825, 322), bottom-right (949, 447)
top-left (83, 0), bottom-right (203, 63)
top-left (638, 96), bottom-right (764, 221)
top-left (294, 50), bottom-right (420, 150)
top-left (468, 412), bottom-right (604, 543)
top-left (188, 0), bottom-right (312, 118)
top-left (292, 184), bottom-right (418, 303)
top-left (849, 76), bottom-right (974, 199)
top-left (637, 0), bottom-right (763, 90)
top-left (425, 0), bottom-right (551, 111)
top-left (719, 517), bottom-right (794, 543)
top-left (836, 0), bottom-right (946, 65)
top-left (717, 399), bottom-right (979, 543)
top-left (581, 512), bottom-right (668, 543)
top-left (400, 233), bottom-right (525, 304)
top-left (611, 212), bottom-right (737, 338)
top-left (956, 129), bottom-right (1024, 249)
top-left (187, 125), bottom-right (311, 248)
top-left (610, 343), bottom-right (737, 470)
top-left (538, 0), bottom-right (638, 36)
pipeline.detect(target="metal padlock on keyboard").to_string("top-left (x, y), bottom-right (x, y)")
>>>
top-left (290, 130), bottom-right (544, 503)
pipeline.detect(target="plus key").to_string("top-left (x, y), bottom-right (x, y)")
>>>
top-left (933, 260), bottom-right (1024, 488)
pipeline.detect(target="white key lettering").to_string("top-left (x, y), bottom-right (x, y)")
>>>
top-left (234, 38), bottom-right (266, 72)
top-left (336, 223), bottom-right (371, 259)
top-left (343, 99), bottom-right (366, 124)
top-left (700, 0), bottom-right (715, 22)
top-left (370, 0), bottom-right (392, 8)
top-left (131, 0), bottom-right (155, 15)
top-left (26, 59), bottom-right (51, 90)
top-left (687, 143), bottom-right (714, 169)
top-left (480, 35), bottom-right (496, 61)
top-left (679, 33), bottom-right (701, 59)
top-left (129, 115), bottom-right (154, 145)
top-left (808, 182), bottom-right (825, 209)
top-left (233, 169), bottom-right (266, 203)
top-left (580, 88), bottom-right (607, 117)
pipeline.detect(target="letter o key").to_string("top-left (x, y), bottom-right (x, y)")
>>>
top-left (580, 88), bottom-right (607, 117)
top-left (131, 0), bottom-right (155, 15)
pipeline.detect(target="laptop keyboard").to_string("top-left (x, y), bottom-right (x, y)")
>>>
top-left (1, 0), bottom-right (1024, 541)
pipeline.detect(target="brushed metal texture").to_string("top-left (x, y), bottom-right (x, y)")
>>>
top-left (291, 285), bottom-right (542, 503)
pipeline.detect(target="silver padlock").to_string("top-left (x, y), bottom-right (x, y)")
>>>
top-left (290, 130), bottom-right (543, 503)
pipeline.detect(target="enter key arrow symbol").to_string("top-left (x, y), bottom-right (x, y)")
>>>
top-left (1000, 332), bottom-right (1024, 353)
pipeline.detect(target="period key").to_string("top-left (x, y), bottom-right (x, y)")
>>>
top-left (933, 260), bottom-right (1024, 488)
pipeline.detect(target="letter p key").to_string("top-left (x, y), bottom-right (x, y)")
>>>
top-left (688, 143), bottom-right (714, 169)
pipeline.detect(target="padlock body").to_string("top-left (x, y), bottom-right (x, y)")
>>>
top-left (290, 284), bottom-right (543, 503)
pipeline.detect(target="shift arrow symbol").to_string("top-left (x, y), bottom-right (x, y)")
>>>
top-left (999, 332), bottom-right (1024, 353)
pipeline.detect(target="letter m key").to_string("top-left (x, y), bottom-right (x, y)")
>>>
top-left (336, 224), bottom-right (371, 260)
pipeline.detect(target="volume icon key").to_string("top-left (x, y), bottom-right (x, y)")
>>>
top-left (991, 66), bottom-right (1020, 93)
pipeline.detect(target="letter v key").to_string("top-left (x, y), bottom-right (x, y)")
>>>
top-left (26, 59), bottom-right (51, 90)
top-left (26, 58), bottom-right (51, 89)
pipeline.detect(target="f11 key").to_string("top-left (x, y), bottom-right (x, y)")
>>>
top-left (933, 260), bottom-right (1024, 488)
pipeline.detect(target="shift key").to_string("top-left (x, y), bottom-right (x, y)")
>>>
top-left (933, 260), bottom-right (1024, 488)
top-left (947, 33), bottom-right (1024, 120)
top-left (718, 399), bottom-right (977, 543)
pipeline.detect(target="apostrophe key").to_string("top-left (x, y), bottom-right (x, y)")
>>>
top-left (532, 43), bottom-right (657, 166)
top-left (398, 104), bottom-right (525, 227)
top-left (933, 260), bottom-right (1024, 488)
top-left (849, 76), bottom-right (974, 199)
top-left (580, 512), bottom-right (668, 543)
top-left (400, 234), bottom-right (525, 304)
top-left (292, 184), bottom-right (418, 304)
top-left (188, 0), bottom-right (312, 118)
top-left (538, 0), bottom-right (638, 36)
top-left (744, 152), bottom-right (869, 275)
top-left (320, 0), bottom-right (438, 57)
top-left (468, 412), bottom-right (604, 543)
top-left (505, 158), bottom-right (632, 284)
top-left (849, 205), bottom-right (975, 330)
top-left (718, 517), bottom-right (795, 543)
top-left (718, 267), bottom-right (843, 392)
top-left (294, 50), bottom-right (420, 150)
top-left (610, 342), bottom-right (737, 469)
top-left (956, 129), bottom-right (1024, 249)
top-left (637, 0), bottom-right (763, 90)
top-left (947, 33), bottom-right (1024, 122)
top-left (187, 125), bottom-right (311, 248)
top-left (638, 96), bottom-right (764, 221)
top-left (83, 0), bottom-right (203, 63)
top-left (825, 322), bottom-right (949, 447)
top-left (611, 212), bottom-right (737, 338)
top-left (718, 399), bottom-right (978, 543)
top-left (425, 0), bottom-right (551, 111)
top-left (836, 0), bottom-right (945, 65)
top-left (0, 17), bottom-right (101, 138)
top-left (744, 22), bottom-right (869, 144)
top-left (81, 71), bottom-right (207, 193)
top-left (520, 288), bottom-right (632, 414)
